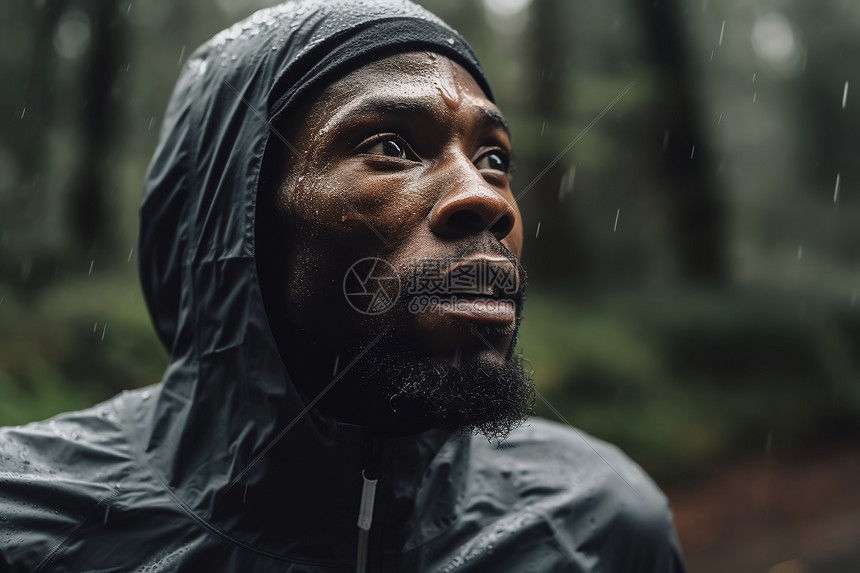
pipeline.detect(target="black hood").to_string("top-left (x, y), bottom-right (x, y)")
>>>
top-left (140, 0), bottom-right (493, 356)
top-left (137, 0), bottom-right (492, 561)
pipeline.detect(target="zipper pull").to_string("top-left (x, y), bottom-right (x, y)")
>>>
top-left (357, 469), bottom-right (378, 531)
top-left (356, 469), bottom-right (379, 573)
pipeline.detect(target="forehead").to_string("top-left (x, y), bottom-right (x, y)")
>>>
top-left (306, 51), bottom-right (502, 126)
top-left (329, 51), bottom-right (481, 95)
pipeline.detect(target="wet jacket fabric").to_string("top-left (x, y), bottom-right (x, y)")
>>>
top-left (0, 1), bottom-right (687, 571)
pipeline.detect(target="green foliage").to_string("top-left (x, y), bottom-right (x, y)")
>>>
top-left (518, 287), bottom-right (860, 483)
top-left (0, 276), bottom-right (166, 426)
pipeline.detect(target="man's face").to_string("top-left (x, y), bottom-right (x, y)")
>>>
top-left (264, 51), bottom-right (532, 436)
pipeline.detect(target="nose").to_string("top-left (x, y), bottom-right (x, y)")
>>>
top-left (429, 180), bottom-right (518, 242)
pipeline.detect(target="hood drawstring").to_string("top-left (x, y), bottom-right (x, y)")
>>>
top-left (356, 469), bottom-right (379, 573)
top-left (357, 436), bottom-right (382, 573)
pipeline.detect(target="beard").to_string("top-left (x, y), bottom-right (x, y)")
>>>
top-left (345, 324), bottom-right (535, 442)
top-left (338, 246), bottom-right (535, 442)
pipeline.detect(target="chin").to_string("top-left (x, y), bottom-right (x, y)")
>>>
top-left (348, 324), bottom-right (534, 440)
top-left (435, 345), bottom-right (512, 372)
top-left (405, 309), bottom-right (519, 362)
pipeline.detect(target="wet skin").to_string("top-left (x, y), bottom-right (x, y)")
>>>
top-left (266, 51), bottom-right (524, 421)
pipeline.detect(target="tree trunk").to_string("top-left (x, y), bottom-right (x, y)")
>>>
top-left (632, 0), bottom-right (728, 284)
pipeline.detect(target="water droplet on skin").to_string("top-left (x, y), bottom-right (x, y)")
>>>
top-left (436, 85), bottom-right (459, 109)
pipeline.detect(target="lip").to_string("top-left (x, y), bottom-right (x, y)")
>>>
top-left (439, 255), bottom-right (521, 301)
top-left (438, 296), bottom-right (517, 325)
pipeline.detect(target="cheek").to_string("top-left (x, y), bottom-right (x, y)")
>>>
top-left (289, 165), bottom-right (431, 249)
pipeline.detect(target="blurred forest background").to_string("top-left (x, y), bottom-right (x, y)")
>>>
top-left (1, 0), bottom-right (859, 570)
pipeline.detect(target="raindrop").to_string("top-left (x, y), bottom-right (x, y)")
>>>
top-left (148, 117), bottom-right (155, 132)
top-left (796, 246), bottom-right (803, 260)
top-left (717, 113), bottom-right (723, 125)
top-left (709, 49), bottom-right (714, 62)
top-left (332, 355), bottom-right (340, 376)
top-left (101, 324), bottom-right (107, 341)
top-left (535, 222), bottom-right (541, 239)
top-left (613, 209), bottom-right (620, 232)
top-left (89, 260), bottom-right (94, 275)
top-left (128, 248), bottom-right (134, 262)
top-left (833, 173), bottom-right (840, 203)
top-left (20, 107), bottom-right (25, 120)
top-left (558, 166), bottom-right (575, 201)
top-left (126, 1), bottom-right (132, 15)
top-left (540, 121), bottom-right (545, 136)
top-left (842, 81), bottom-right (849, 109)
top-left (690, 145), bottom-right (696, 159)
top-left (718, 20), bottom-right (725, 46)
top-left (178, 45), bottom-right (186, 66)
top-left (753, 92), bottom-right (757, 103)
top-left (752, 73), bottom-right (756, 83)
top-left (93, 322), bottom-right (98, 333)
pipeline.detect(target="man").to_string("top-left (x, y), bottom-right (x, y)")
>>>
top-left (0, 1), bottom-right (686, 571)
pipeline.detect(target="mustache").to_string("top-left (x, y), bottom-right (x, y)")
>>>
top-left (402, 242), bottom-right (527, 303)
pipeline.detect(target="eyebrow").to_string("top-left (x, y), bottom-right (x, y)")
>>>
top-left (478, 107), bottom-right (511, 140)
top-left (339, 97), bottom-right (512, 140)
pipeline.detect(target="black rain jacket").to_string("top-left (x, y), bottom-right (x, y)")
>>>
top-left (0, 1), bottom-right (687, 571)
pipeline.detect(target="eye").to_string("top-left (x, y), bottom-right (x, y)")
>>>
top-left (359, 134), bottom-right (419, 161)
top-left (475, 150), bottom-right (510, 174)
top-left (369, 139), bottom-right (404, 158)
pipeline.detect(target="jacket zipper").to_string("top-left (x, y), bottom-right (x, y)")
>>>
top-left (356, 436), bottom-right (382, 573)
